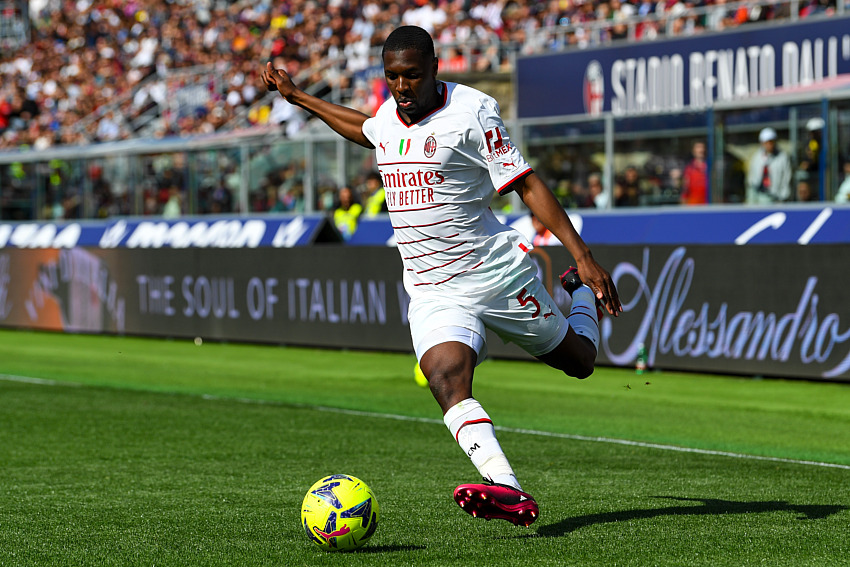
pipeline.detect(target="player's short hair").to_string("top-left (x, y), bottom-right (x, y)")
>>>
top-left (382, 26), bottom-right (435, 60)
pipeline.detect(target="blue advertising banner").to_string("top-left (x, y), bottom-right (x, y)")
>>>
top-left (554, 206), bottom-right (850, 245)
top-left (0, 215), bottom-right (337, 249)
top-left (349, 206), bottom-right (850, 246)
top-left (517, 16), bottom-right (850, 118)
top-left (1, 206), bottom-right (848, 248)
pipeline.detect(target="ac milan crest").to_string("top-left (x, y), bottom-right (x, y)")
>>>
top-left (424, 135), bottom-right (437, 158)
top-left (583, 60), bottom-right (605, 116)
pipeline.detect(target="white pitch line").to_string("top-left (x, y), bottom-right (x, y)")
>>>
top-left (4, 373), bottom-right (850, 471)
top-left (500, 426), bottom-right (850, 470)
top-left (305, 404), bottom-right (850, 471)
top-left (0, 373), bottom-right (73, 386)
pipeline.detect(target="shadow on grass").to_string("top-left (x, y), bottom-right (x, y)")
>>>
top-left (535, 496), bottom-right (849, 538)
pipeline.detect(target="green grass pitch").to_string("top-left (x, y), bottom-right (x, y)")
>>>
top-left (1, 329), bottom-right (849, 566)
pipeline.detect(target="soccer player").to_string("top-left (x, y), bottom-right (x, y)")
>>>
top-left (263, 26), bottom-right (622, 527)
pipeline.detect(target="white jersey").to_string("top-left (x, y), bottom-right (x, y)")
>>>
top-left (362, 81), bottom-right (538, 299)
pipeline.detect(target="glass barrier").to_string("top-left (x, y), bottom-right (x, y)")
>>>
top-left (833, 101), bottom-right (850, 203)
top-left (523, 118), bottom-right (607, 210)
top-left (192, 147), bottom-right (241, 215)
top-left (523, 113), bottom-right (712, 208)
top-left (714, 101), bottom-right (836, 204)
top-left (0, 134), bottom-right (387, 221)
top-left (247, 140), bottom-right (307, 214)
top-left (611, 113), bottom-right (710, 206)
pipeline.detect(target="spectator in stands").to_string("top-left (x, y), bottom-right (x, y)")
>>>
top-left (61, 192), bottom-right (82, 219)
top-left (720, 149), bottom-right (747, 203)
top-left (95, 111), bottom-right (122, 142)
top-left (642, 153), bottom-right (682, 204)
top-left (617, 165), bottom-right (642, 207)
top-left (361, 171), bottom-right (387, 217)
top-left (530, 212), bottom-right (561, 247)
top-left (314, 184), bottom-right (336, 212)
top-left (795, 174), bottom-right (818, 203)
top-left (402, 1), bottom-right (447, 35)
top-left (834, 162), bottom-right (850, 204)
top-left (588, 173), bottom-right (609, 209)
top-left (0, 0), bottom-right (802, 153)
top-left (270, 183), bottom-right (305, 213)
top-left (706, 0), bottom-right (737, 30)
top-left (797, 117), bottom-right (823, 192)
top-left (162, 186), bottom-right (182, 218)
top-left (562, 179), bottom-right (593, 209)
top-left (799, 0), bottom-right (835, 18)
top-left (0, 94), bottom-right (12, 132)
top-left (746, 127), bottom-right (793, 204)
top-left (89, 164), bottom-right (116, 218)
top-left (210, 184), bottom-right (234, 214)
top-left (157, 166), bottom-right (185, 204)
top-left (267, 96), bottom-right (306, 138)
top-left (349, 82), bottom-right (375, 117)
top-left (681, 140), bottom-right (709, 205)
top-left (440, 48), bottom-right (470, 74)
top-left (15, 88), bottom-right (40, 129)
top-left (333, 185), bottom-right (363, 241)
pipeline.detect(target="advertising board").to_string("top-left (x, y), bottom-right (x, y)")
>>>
top-left (517, 16), bottom-right (850, 119)
top-left (1, 244), bottom-right (847, 381)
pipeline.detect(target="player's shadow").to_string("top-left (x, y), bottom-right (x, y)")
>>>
top-left (535, 496), bottom-right (848, 538)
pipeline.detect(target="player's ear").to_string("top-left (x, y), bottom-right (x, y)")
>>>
top-left (432, 57), bottom-right (439, 77)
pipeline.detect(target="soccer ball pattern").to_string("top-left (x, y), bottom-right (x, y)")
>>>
top-left (301, 474), bottom-right (379, 552)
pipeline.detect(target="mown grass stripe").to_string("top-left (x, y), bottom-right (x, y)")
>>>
top-left (5, 372), bottom-right (848, 471)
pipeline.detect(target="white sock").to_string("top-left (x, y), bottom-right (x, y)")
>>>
top-left (568, 284), bottom-right (600, 351)
top-left (443, 398), bottom-right (521, 490)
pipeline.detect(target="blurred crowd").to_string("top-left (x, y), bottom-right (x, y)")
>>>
top-left (0, 0), bottom-right (843, 222)
top-left (0, 0), bottom-right (837, 152)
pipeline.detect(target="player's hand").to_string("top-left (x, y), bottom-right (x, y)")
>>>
top-left (577, 257), bottom-right (622, 317)
top-left (263, 62), bottom-right (295, 97)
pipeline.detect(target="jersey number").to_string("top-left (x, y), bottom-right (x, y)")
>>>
top-left (516, 288), bottom-right (540, 318)
top-left (485, 127), bottom-right (504, 153)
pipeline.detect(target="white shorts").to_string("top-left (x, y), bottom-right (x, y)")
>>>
top-left (409, 273), bottom-right (569, 365)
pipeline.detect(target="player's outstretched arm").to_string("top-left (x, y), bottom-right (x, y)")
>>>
top-left (263, 62), bottom-right (374, 149)
top-left (514, 173), bottom-right (622, 316)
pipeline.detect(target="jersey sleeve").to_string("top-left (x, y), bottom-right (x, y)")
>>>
top-left (471, 97), bottom-right (532, 195)
top-left (362, 115), bottom-right (378, 148)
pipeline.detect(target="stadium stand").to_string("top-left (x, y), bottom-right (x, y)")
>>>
top-left (1, 0), bottom-right (848, 220)
top-left (0, 0), bottom-right (841, 151)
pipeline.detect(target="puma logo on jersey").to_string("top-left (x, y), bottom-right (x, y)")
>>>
top-left (502, 161), bottom-right (516, 168)
top-left (378, 142), bottom-right (388, 154)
